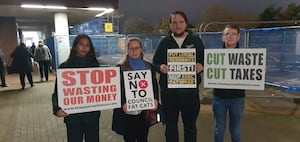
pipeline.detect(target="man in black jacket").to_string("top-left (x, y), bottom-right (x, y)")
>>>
top-left (153, 11), bottom-right (205, 142)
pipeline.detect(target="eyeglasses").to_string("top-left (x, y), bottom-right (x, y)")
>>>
top-left (222, 33), bottom-right (239, 37)
top-left (128, 47), bottom-right (141, 51)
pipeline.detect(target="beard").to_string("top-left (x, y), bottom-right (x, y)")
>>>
top-left (173, 31), bottom-right (186, 37)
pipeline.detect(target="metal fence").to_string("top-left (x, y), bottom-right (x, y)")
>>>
top-left (202, 27), bottom-right (300, 92)
top-left (51, 26), bottom-right (300, 92)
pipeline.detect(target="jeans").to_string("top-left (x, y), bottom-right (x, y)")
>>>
top-left (212, 96), bottom-right (245, 142)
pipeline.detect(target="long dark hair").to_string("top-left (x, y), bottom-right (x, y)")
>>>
top-left (66, 34), bottom-right (98, 64)
top-left (169, 10), bottom-right (188, 24)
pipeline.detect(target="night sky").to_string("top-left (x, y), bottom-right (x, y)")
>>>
top-left (119, 0), bottom-right (300, 26)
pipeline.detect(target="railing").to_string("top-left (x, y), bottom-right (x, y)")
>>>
top-left (50, 26), bottom-right (300, 92)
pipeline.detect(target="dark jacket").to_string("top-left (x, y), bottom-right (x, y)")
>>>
top-left (213, 88), bottom-right (245, 99)
top-left (153, 30), bottom-right (205, 95)
top-left (213, 44), bottom-right (245, 99)
top-left (51, 56), bottom-right (100, 123)
top-left (112, 56), bottom-right (159, 135)
top-left (10, 45), bottom-right (33, 73)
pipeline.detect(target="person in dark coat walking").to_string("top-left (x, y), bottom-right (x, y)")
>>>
top-left (11, 43), bottom-right (34, 89)
top-left (30, 42), bottom-right (36, 55)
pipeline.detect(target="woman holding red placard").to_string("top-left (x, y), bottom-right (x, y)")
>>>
top-left (52, 34), bottom-right (100, 142)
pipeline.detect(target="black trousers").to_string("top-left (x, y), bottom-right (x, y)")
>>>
top-left (38, 60), bottom-right (50, 80)
top-left (0, 70), bottom-right (5, 86)
top-left (19, 72), bottom-right (33, 88)
top-left (66, 116), bottom-right (100, 142)
top-left (0, 60), bottom-right (6, 86)
top-left (162, 93), bottom-right (200, 142)
top-left (123, 112), bottom-right (150, 142)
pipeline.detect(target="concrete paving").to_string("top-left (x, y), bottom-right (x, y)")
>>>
top-left (1, 72), bottom-right (300, 142)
